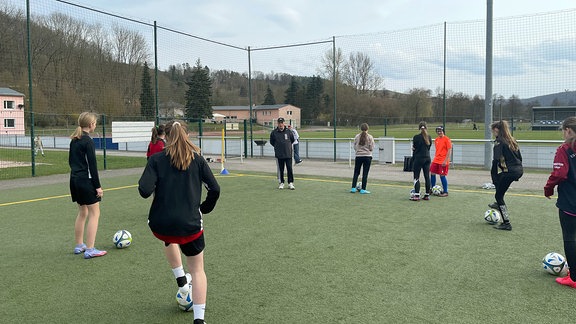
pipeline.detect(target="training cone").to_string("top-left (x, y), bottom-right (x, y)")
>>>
top-left (220, 168), bottom-right (229, 175)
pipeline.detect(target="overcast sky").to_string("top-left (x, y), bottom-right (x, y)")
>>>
top-left (69, 0), bottom-right (576, 48)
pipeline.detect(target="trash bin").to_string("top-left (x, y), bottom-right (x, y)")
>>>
top-left (377, 137), bottom-right (395, 164)
top-left (254, 140), bottom-right (267, 157)
top-left (403, 156), bottom-right (413, 172)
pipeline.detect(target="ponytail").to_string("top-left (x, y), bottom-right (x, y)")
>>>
top-left (164, 120), bottom-right (201, 171)
top-left (70, 112), bottom-right (97, 139)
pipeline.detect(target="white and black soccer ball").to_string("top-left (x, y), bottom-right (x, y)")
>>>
top-left (176, 286), bottom-right (193, 312)
top-left (483, 209), bottom-right (501, 224)
top-left (431, 185), bottom-right (443, 196)
top-left (112, 230), bottom-right (132, 249)
top-left (410, 189), bottom-right (416, 199)
top-left (542, 252), bottom-right (569, 276)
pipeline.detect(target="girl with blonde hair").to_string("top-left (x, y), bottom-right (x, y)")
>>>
top-left (138, 120), bottom-right (220, 324)
top-left (69, 112), bottom-right (107, 259)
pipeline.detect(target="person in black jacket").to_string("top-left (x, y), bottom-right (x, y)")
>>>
top-left (138, 120), bottom-right (220, 324)
top-left (69, 112), bottom-right (107, 259)
top-left (269, 117), bottom-right (295, 189)
top-left (410, 121), bottom-right (432, 201)
top-left (489, 120), bottom-right (523, 231)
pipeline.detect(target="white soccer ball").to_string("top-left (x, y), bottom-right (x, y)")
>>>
top-left (483, 209), bottom-right (501, 224)
top-left (175, 286), bottom-right (193, 312)
top-left (112, 230), bottom-right (132, 249)
top-left (410, 189), bottom-right (416, 199)
top-left (431, 185), bottom-right (443, 196)
top-left (542, 252), bottom-right (569, 276)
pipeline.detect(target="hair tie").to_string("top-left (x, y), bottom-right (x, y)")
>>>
top-left (173, 121), bottom-right (181, 126)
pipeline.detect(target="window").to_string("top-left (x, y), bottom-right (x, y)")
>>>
top-left (4, 119), bottom-right (15, 128)
top-left (4, 101), bottom-right (15, 109)
top-left (287, 110), bottom-right (293, 115)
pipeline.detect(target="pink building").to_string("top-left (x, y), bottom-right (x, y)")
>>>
top-left (212, 104), bottom-right (301, 128)
top-left (0, 88), bottom-right (25, 135)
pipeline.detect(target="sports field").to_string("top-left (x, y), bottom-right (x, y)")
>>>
top-left (0, 167), bottom-right (571, 323)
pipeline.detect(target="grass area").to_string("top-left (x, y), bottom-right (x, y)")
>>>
top-left (0, 148), bottom-right (146, 180)
top-left (0, 171), bottom-right (572, 323)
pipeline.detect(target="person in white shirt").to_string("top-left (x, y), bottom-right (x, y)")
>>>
top-left (287, 124), bottom-right (303, 165)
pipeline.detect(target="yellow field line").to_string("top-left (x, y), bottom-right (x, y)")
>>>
top-left (0, 173), bottom-right (549, 207)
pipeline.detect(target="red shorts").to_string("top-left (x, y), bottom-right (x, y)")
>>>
top-left (430, 162), bottom-right (450, 176)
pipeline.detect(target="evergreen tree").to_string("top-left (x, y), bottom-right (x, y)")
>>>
top-left (284, 77), bottom-right (299, 105)
top-left (304, 76), bottom-right (324, 119)
top-left (140, 61), bottom-right (155, 119)
top-left (185, 59), bottom-right (212, 120)
top-left (263, 85), bottom-right (276, 105)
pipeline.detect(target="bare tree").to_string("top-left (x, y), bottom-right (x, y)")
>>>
top-left (317, 47), bottom-right (345, 84)
top-left (342, 51), bottom-right (383, 95)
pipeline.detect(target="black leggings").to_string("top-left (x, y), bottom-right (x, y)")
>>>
top-left (559, 209), bottom-right (576, 280)
top-left (412, 157), bottom-right (431, 194)
top-left (493, 172), bottom-right (522, 205)
top-left (352, 156), bottom-right (372, 190)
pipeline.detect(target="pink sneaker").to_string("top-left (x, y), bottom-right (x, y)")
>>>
top-left (555, 274), bottom-right (576, 288)
top-left (84, 247), bottom-right (107, 259)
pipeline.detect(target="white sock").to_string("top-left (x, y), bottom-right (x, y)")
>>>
top-left (172, 266), bottom-right (185, 278)
top-left (193, 303), bottom-right (206, 320)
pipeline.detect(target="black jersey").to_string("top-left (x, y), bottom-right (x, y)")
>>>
top-left (138, 152), bottom-right (220, 237)
top-left (68, 132), bottom-right (101, 189)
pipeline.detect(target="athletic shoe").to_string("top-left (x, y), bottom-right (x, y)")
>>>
top-left (556, 275), bottom-right (576, 288)
top-left (359, 189), bottom-right (371, 194)
top-left (288, 183), bottom-right (295, 190)
top-left (74, 243), bottom-right (87, 254)
top-left (438, 192), bottom-right (449, 197)
top-left (494, 222), bottom-right (512, 231)
top-left (410, 196), bottom-right (420, 201)
top-left (84, 248), bottom-right (107, 259)
top-left (295, 160), bottom-right (303, 165)
top-left (278, 183), bottom-right (284, 189)
top-left (422, 194), bottom-right (430, 201)
top-left (350, 188), bottom-right (357, 193)
top-left (488, 202), bottom-right (499, 209)
top-left (194, 320), bottom-right (206, 324)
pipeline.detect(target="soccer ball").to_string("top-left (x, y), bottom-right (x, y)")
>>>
top-left (483, 209), bottom-right (501, 224)
top-left (542, 252), bottom-right (569, 276)
top-left (431, 185), bottom-right (443, 196)
top-left (112, 230), bottom-right (132, 249)
top-left (176, 286), bottom-right (193, 312)
top-left (410, 189), bottom-right (416, 199)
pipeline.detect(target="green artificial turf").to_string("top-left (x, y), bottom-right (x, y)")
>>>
top-left (0, 171), bottom-right (571, 323)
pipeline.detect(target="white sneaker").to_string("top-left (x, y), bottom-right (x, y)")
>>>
top-left (278, 183), bottom-right (284, 189)
top-left (288, 183), bottom-right (295, 190)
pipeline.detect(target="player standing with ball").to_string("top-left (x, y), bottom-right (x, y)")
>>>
top-left (544, 116), bottom-right (576, 288)
top-left (489, 120), bottom-right (523, 231)
top-left (139, 120), bottom-right (220, 324)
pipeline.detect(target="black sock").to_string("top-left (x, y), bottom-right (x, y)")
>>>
top-left (176, 276), bottom-right (187, 287)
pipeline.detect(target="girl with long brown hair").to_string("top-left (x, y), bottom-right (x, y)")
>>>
top-left (350, 123), bottom-right (375, 194)
top-left (489, 120), bottom-right (523, 230)
top-left (138, 120), bottom-right (220, 324)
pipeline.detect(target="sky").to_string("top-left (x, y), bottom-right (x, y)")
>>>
top-left (68, 0), bottom-right (576, 48)
top-left (42, 1), bottom-right (576, 98)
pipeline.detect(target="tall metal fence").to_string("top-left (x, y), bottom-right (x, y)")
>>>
top-left (1, 0), bottom-right (575, 178)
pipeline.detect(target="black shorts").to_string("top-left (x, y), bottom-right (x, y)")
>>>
top-left (70, 177), bottom-right (100, 205)
top-left (164, 234), bottom-right (205, 257)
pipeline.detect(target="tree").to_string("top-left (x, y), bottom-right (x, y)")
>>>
top-left (318, 48), bottom-right (345, 84)
top-left (342, 52), bottom-right (383, 95)
top-left (139, 61), bottom-right (155, 119)
top-left (284, 77), bottom-right (300, 105)
top-left (185, 59), bottom-right (212, 120)
top-left (262, 84), bottom-right (276, 105)
top-left (304, 76), bottom-right (324, 119)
